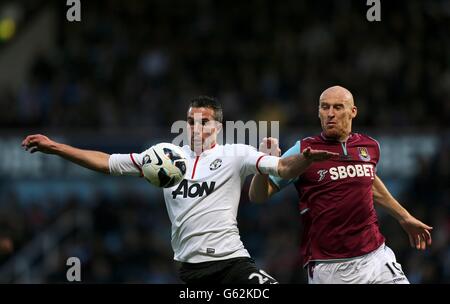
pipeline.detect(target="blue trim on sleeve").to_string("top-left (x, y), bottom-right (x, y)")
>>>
top-left (367, 135), bottom-right (381, 168)
top-left (269, 140), bottom-right (301, 190)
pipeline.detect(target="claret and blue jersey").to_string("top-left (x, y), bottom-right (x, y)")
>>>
top-left (270, 132), bottom-right (385, 266)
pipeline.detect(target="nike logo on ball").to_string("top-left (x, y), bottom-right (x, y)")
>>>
top-left (153, 149), bottom-right (163, 165)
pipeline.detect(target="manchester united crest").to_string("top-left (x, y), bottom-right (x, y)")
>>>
top-left (358, 147), bottom-right (371, 161)
top-left (209, 159), bottom-right (222, 170)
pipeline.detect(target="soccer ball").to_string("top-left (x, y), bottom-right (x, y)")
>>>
top-left (141, 143), bottom-right (187, 188)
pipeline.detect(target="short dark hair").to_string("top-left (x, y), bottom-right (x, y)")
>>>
top-left (188, 96), bottom-right (223, 123)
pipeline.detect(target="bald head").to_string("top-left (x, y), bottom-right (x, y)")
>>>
top-left (319, 86), bottom-right (354, 107)
top-left (318, 86), bottom-right (357, 141)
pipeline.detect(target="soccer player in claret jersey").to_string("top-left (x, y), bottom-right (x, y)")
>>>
top-left (249, 86), bottom-right (433, 284)
top-left (22, 96), bottom-right (337, 284)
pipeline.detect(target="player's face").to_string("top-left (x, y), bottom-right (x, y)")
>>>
top-left (187, 107), bottom-right (221, 153)
top-left (319, 98), bottom-right (356, 140)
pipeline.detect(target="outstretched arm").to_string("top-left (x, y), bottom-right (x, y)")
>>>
top-left (22, 134), bottom-right (110, 174)
top-left (249, 138), bottom-right (338, 203)
top-left (372, 175), bottom-right (433, 250)
top-left (277, 146), bottom-right (338, 179)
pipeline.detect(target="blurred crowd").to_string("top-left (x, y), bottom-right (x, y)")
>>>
top-left (0, 0), bottom-right (449, 130)
top-left (393, 141), bottom-right (450, 283)
top-left (0, 0), bottom-right (449, 283)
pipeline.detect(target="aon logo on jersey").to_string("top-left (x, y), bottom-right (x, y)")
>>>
top-left (329, 164), bottom-right (375, 180)
top-left (172, 180), bottom-right (216, 198)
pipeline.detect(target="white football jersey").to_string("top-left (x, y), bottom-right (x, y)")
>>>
top-left (109, 144), bottom-right (279, 263)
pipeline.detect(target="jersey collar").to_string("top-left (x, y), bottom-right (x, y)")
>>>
top-left (188, 143), bottom-right (219, 157)
top-left (320, 132), bottom-right (354, 143)
top-left (201, 143), bottom-right (218, 156)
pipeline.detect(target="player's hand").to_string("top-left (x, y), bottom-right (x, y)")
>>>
top-left (21, 134), bottom-right (58, 154)
top-left (302, 147), bottom-right (339, 162)
top-left (399, 215), bottom-right (433, 250)
top-left (259, 137), bottom-right (281, 156)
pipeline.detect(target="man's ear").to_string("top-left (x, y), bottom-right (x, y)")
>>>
top-left (351, 106), bottom-right (357, 119)
top-left (215, 122), bottom-right (223, 133)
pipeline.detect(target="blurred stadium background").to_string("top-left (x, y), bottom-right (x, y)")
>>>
top-left (0, 0), bottom-right (449, 283)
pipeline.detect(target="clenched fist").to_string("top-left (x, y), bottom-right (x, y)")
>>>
top-left (259, 137), bottom-right (281, 156)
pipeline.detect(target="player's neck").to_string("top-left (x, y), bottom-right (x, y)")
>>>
top-left (191, 142), bottom-right (217, 156)
top-left (322, 131), bottom-right (351, 142)
top-left (338, 133), bottom-right (350, 142)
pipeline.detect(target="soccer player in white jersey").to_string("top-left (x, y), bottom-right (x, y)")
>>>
top-left (22, 96), bottom-right (337, 284)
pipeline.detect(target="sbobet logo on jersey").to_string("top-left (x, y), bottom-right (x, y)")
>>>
top-left (172, 180), bottom-right (216, 198)
top-left (326, 164), bottom-right (375, 181)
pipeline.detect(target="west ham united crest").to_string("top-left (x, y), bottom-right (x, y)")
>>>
top-left (209, 159), bottom-right (222, 170)
top-left (358, 147), bottom-right (371, 161)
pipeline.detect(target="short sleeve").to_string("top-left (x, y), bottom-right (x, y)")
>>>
top-left (367, 135), bottom-right (381, 171)
top-left (236, 144), bottom-right (280, 177)
top-left (374, 138), bottom-right (381, 173)
top-left (109, 151), bottom-right (147, 177)
top-left (269, 141), bottom-right (301, 190)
